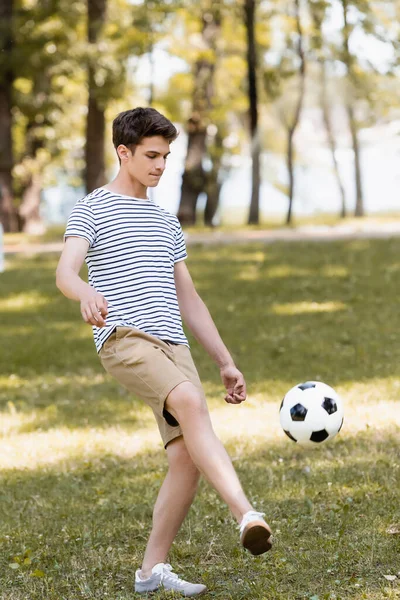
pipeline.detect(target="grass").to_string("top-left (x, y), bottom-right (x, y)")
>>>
top-left (1, 238), bottom-right (400, 599)
top-left (3, 211), bottom-right (400, 247)
top-left (2, 225), bottom-right (67, 246)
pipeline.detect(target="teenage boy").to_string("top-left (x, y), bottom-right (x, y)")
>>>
top-left (56, 107), bottom-right (272, 597)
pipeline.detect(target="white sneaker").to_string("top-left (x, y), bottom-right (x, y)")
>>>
top-left (135, 563), bottom-right (207, 597)
top-left (239, 510), bottom-right (272, 555)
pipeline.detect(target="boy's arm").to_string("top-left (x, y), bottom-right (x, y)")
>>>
top-left (174, 260), bottom-right (246, 405)
top-left (56, 237), bottom-right (108, 327)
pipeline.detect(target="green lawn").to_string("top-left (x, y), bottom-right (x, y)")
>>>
top-left (3, 211), bottom-right (400, 246)
top-left (1, 239), bottom-right (400, 600)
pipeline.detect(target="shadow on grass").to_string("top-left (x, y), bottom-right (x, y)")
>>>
top-left (1, 238), bottom-right (400, 432)
top-left (0, 428), bottom-right (399, 599)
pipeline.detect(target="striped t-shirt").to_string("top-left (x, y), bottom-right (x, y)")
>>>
top-left (64, 187), bottom-right (189, 352)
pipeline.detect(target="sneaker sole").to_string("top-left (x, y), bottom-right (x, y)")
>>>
top-left (241, 520), bottom-right (272, 556)
top-left (135, 584), bottom-right (207, 597)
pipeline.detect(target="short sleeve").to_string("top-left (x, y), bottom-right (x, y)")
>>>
top-left (65, 201), bottom-right (97, 248)
top-left (174, 220), bottom-right (187, 263)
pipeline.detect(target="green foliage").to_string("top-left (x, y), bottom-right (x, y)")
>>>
top-left (10, 0), bottom-right (154, 193)
top-left (11, 0), bottom-right (85, 194)
top-left (3, 0), bottom-right (399, 218)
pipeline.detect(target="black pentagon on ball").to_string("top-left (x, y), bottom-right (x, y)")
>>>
top-left (284, 430), bottom-right (297, 442)
top-left (290, 403), bottom-right (308, 421)
top-left (279, 397), bottom-right (285, 411)
top-left (322, 397), bottom-right (337, 415)
top-left (298, 382), bottom-right (316, 390)
top-left (338, 417), bottom-right (344, 432)
top-left (310, 429), bottom-right (329, 443)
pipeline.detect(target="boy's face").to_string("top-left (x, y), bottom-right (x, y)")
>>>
top-left (118, 135), bottom-right (171, 188)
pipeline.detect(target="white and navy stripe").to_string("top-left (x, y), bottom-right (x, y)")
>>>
top-left (65, 187), bottom-right (189, 352)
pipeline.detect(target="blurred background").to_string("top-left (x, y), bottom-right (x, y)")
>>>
top-left (0, 0), bottom-right (399, 234)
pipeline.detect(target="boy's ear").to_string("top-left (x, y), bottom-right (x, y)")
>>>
top-left (117, 144), bottom-right (131, 162)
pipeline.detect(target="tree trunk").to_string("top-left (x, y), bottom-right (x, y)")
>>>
top-left (19, 173), bottom-right (45, 234)
top-left (341, 0), bottom-right (364, 217)
top-left (204, 176), bottom-right (221, 226)
top-left (18, 77), bottom-right (49, 233)
top-left (85, 0), bottom-right (107, 194)
top-left (244, 0), bottom-right (260, 225)
top-left (204, 130), bottom-right (223, 226)
top-left (285, 0), bottom-right (306, 225)
top-left (148, 37), bottom-right (155, 107)
top-left (347, 103), bottom-right (363, 217)
top-left (178, 120), bottom-right (207, 225)
top-left (319, 61), bottom-right (347, 218)
top-left (18, 153), bottom-right (46, 234)
top-left (0, 0), bottom-right (18, 232)
top-left (286, 129), bottom-right (295, 225)
top-left (178, 5), bottom-right (221, 225)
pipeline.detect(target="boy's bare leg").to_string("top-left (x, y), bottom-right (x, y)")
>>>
top-left (165, 382), bottom-right (254, 522)
top-left (140, 436), bottom-right (200, 577)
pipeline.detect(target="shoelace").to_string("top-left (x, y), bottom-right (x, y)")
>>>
top-left (239, 510), bottom-right (266, 534)
top-left (161, 564), bottom-right (187, 586)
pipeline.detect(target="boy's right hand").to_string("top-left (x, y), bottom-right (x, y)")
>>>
top-left (80, 289), bottom-right (108, 327)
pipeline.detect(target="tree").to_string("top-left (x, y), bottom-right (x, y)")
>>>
top-left (14, 0), bottom-right (85, 233)
top-left (9, 0), bottom-right (88, 232)
top-left (309, 0), bottom-right (347, 218)
top-left (131, 0), bottom-right (179, 106)
top-left (204, 125), bottom-right (223, 225)
top-left (244, 0), bottom-right (260, 225)
top-left (85, 0), bottom-right (107, 193)
top-left (85, 0), bottom-right (147, 192)
top-left (340, 0), bottom-right (364, 216)
top-left (285, 0), bottom-right (306, 225)
top-left (177, 1), bottom-right (222, 225)
top-left (320, 60), bottom-right (347, 218)
top-left (0, 0), bottom-right (18, 232)
top-left (263, 0), bottom-right (306, 225)
top-left (160, 2), bottom-right (248, 225)
top-left (337, 0), bottom-right (398, 217)
top-left (17, 71), bottom-right (52, 234)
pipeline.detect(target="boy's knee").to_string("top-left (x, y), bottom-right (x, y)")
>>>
top-left (166, 381), bottom-right (207, 420)
top-left (167, 437), bottom-right (200, 485)
top-left (175, 453), bottom-right (200, 484)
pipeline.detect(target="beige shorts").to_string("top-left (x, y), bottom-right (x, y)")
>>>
top-left (99, 326), bottom-right (204, 447)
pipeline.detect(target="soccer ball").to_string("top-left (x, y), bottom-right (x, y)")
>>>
top-left (279, 381), bottom-right (344, 446)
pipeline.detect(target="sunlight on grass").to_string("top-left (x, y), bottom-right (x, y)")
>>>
top-left (0, 423), bottom-right (160, 470)
top-left (265, 265), bottom-right (313, 278)
top-left (2, 381), bottom-right (399, 471)
top-left (190, 247), bottom-right (270, 265)
top-left (321, 265), bottom-right (349, 277)
top-left (1, 409), bottom-right (41, 437)
top-left (0, 291), bottom-right (51, 312)
top-left (0, 374), bottom-right (26, 390)
top-left (211, 391), bottom-right (400, 450)
top-left (0, 372), bottom-right (109, 393)
top-left (237, 264), bottom-right (261, 281)
top-left (2, 241), bottom-right (400, 600)
top-left (271, 301), bottom-right (347, 315)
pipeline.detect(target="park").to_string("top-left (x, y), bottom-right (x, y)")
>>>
top-left (1, 0), bottom-right (400, 598)
top-left (1, 233), bottom-right (400, 598)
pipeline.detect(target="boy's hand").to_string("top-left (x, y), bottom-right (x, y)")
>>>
top-left (80, 289), bottom-right (108, 327)
top-left (220, 365), bottom-right (247, 404)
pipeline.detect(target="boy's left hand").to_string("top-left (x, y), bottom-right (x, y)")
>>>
top-left (220, 365), bottom-right (247, 404)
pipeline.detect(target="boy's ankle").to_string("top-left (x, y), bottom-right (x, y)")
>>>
top-left (139, 568), bottom-right (153, 580)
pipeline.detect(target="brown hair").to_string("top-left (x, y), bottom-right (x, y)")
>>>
top-left (112, 108), bottom-right (178, 155)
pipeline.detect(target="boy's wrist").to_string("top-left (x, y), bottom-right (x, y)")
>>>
top-left (218, 357), bottom-right (235, 370)
top-left (77, 282), bottom-right (96, 301)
